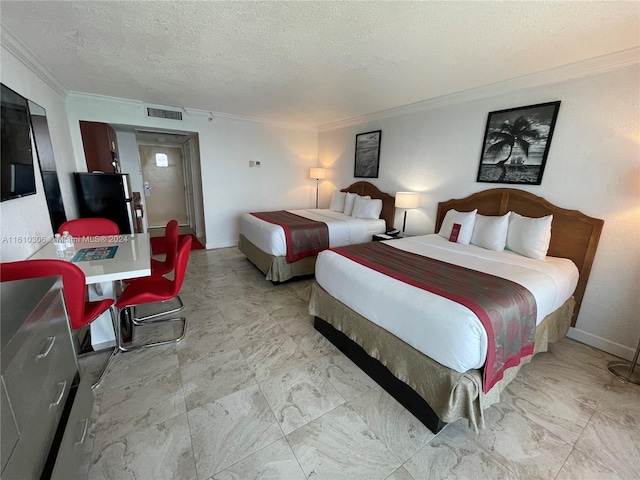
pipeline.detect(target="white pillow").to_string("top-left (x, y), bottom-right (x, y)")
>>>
top-left (351, 195), bottom-right (370, 217)
top-left (438, 209), bottom-right (477, 245)
top-left (329, 190), bottom-right (347, 212)
top-left (344, 192), bottom-right (357, 216)
top-left (470, 213), bottom-right (510, 251)
top-left (352, 196), bottom-right (383, 219)
top-left (506, 212), bottom-right (553, 260)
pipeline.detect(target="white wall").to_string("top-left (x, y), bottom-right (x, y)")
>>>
top-left (64, 94), bottom-right (318, 248)
top-left (0, 46), bottom-right (78, 261)
top-left (318, 64), bottom-right (640, 361)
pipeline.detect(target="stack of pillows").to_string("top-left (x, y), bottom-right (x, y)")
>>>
top-left (438, 208), bottom-right (553, 260)
top-left (329, 190), bottom-right (384, 220)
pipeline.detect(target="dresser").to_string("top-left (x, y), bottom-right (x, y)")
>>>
top-left (1, 276), bottom-right (95, 480)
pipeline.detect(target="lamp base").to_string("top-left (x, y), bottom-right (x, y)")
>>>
top-left (607, 361), bottom-right (640, 385)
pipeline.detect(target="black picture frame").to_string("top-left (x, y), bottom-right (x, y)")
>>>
top-left (354, 130), bottom-right (381, 178)
top-left (476, 101), bottom-right (560, 185)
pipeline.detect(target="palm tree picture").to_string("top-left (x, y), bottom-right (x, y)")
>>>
top-left (477, 101), bottom-right (561, 185)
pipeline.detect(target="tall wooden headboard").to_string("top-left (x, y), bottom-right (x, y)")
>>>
top-left (342, 181), bottom-right (396, 230)
top-left (436, 188), bottom-right (604, 326)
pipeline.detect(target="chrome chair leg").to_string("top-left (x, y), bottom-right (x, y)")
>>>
top-left (117, 306), bottom-right (187, 352)
top-left (131, 296), bottom-right (185, 325)
top-left (92, 306), bottom-right (120, 389)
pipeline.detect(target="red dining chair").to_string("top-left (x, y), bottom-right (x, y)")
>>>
top-left (0, 259), bottom-right (116, 388)
top-left (58, 218), bottom-right (119, 236)
top-left (151, 219), bottom-right (179, 277)
top-left (128, 219), bottom-right (184, 323)
top-left (114, 235), bottom-right (191, 352)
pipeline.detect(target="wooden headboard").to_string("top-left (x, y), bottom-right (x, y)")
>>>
top-left (342, 181), bottom-right (396, 230)
top-left (436, 188), bottom-right (604, 326)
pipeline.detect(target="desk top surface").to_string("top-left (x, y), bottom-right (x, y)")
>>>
top-left (29, 233), bottom-right (151, 284)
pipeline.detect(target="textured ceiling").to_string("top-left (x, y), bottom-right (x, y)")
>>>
top-left (1, 1), bottom-right (638, 127)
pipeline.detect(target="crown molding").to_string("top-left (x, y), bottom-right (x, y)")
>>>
top-left (66, 91), bottom-right (145, 107)
top-left (0, 23), bottom-right (69, 98)
top-left (318, 47), bottom-right (640, 132)
top-left (183, 107), bottom-right (316, 132)
top-left (66, 93), bottom-right (315, 131)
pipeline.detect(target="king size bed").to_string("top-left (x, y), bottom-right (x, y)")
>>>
top-left (309, 188), bottom-right (604, 432)
top-left (238, 181), bottom-right (396, 282)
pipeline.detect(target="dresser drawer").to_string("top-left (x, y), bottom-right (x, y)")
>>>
top-left (1, 287), bottom-right (78, 431)
top-left (51, 373), bottom-right (96, 480)
top-left (0, 376), bottom-right (75, 480)
top-left (0, 378), bottom-right (19, 473)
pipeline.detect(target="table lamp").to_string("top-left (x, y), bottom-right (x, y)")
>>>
top-left (395, 192), bottom-right (420, 235)
top-left (310, 167), bottom-right (326, 208)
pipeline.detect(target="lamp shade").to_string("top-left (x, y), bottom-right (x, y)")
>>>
top-left (395, 192), bottom-right (420, 209)
top-left (309, 167), bottom-right (326, 179)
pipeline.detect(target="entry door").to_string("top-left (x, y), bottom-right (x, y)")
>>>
top-left (138, 145), bottom-right (188, 228)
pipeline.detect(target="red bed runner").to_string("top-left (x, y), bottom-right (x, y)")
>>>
top-left (251, 211), bottom-right (329, 263)
top-left (331, 242), bottom-right (537, 393)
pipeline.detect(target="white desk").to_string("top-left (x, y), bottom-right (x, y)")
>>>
top-left (30, 233), bottom-right (151, 349)
top-left (30, 233), bottom-right (151, 283)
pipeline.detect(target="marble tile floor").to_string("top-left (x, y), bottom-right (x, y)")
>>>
top-left (81, 247), bottom-right (640, 480)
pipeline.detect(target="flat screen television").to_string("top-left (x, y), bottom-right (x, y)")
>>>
top-left (1, 83), bottom-right (36, 201)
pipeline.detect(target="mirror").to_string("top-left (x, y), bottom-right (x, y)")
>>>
top-left (28, 100), bottom-right (67, 232)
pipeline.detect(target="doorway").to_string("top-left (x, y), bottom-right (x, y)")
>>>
top-left (138, 144), bottom-right (188, 228)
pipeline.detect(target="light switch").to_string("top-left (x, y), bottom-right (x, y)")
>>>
top-left (249, 161), bottom-right (255, 167)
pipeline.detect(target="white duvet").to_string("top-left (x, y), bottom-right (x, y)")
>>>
top-left (315, 234), bottom-right (579, 373)
top-left (241, 209), bottom-right (386, 256)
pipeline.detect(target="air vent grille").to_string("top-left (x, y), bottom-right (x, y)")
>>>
top-left (146, 107), bottom-right (183, 121)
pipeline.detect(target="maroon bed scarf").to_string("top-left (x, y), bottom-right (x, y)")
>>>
top-left (251, 211), bottom-right (329, 263)
top-left (331, 242), bottom-right (537, 393)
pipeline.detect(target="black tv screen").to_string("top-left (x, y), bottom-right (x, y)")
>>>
top-left (1, 83), bottom-right (36, 201)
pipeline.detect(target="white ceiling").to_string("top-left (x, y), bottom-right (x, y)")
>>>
top-left (1, 1), bottom-right (638, 127)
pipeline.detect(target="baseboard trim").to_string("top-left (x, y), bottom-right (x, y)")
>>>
top-left (567, 327), bottom-right (639, 363)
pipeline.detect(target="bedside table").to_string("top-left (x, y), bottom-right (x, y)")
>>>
top-left (372, 233), bottom-right (401, 241)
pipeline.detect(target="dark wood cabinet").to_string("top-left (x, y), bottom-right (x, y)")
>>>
top-left (79, 121), bottom-right (119, 173)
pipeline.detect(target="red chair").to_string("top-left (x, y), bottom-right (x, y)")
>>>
top-left (129, 219), bottom-right (184, 323)
top-left (114, 236), bottom-right (191, 351)
top-left (151, 219), bottom-right (179, 277)
top-left (58, 218), bottom-right (119, 236)
top-left (0, 259), bottom-right (115, 388)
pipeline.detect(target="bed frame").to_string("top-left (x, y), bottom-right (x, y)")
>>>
top-left (239, 181), bottom-right (396, 282)
top-left (313, 188), bottom-right (604, 432)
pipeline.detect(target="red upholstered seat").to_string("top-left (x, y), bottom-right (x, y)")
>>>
top-left (58, 218), bottom-right (119, 236)
top-left (0, 259), bottom-right (113, 331)
top-left (150, 219), bottom-right (179, 277)
top-left (116, 235), bottom-right (191, 310)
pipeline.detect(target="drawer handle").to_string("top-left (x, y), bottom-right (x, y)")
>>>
top-left (50, 380), bottom-right (67, 408)
top-left (75, 418), bottom-right (90, 446)
top-left (36, 336), bottom-right (56, 359)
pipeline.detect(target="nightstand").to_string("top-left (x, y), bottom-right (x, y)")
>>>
top-left (372, 233), bottom-right (401, 241)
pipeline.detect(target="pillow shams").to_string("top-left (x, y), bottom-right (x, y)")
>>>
top-left (329, 190), bottom-right (347, 212)
top-left (352, 196), bottom-right (382, 219)
top-left (506, 212), bottom-right (553, 260)
top-left (344, 192), bottom-right (357, 215)
top-left (470, 213), bottom-right (509, 251)
top-left (438, 209), bottom-right (477, 245)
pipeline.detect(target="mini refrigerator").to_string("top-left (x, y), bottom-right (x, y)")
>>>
top-left (74, 172), bottom-right (135, 234)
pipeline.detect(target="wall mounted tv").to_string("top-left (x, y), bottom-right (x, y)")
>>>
top-left (1, 83), bottom-right (36, 201)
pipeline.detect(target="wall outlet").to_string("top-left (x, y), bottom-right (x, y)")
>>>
top-left (255, 161), bottom-right (261, 167)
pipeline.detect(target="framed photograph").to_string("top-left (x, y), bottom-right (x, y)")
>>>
top-left (354, 130), bottom-right (381, 178)
top-left (476, 101), bottom-right (560, 185)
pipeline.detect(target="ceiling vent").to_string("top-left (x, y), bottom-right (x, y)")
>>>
top-left (146, 107), bottom-right (183, 121)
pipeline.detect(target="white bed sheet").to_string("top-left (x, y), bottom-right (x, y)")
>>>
top-left (315, 234), bottom-right (579, 373)
top-left (241, 209), bottom-right (386, 256)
